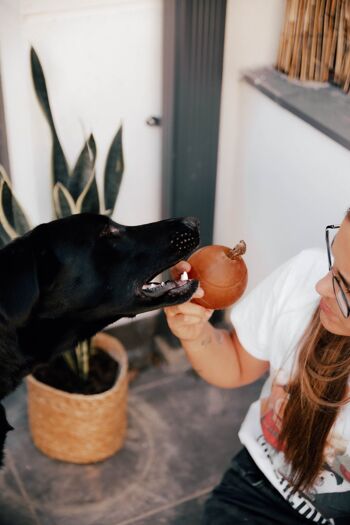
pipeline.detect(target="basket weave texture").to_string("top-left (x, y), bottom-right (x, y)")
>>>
top-left (26, 332), bottom-right (128, 464)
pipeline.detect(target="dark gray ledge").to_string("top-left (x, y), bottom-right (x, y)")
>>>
top-left (243, 67), bottom-right (350, 152)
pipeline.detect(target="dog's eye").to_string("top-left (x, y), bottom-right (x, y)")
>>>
top-left (100, 224), bottom-right (121, 238)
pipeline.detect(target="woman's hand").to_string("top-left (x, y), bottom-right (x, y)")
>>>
top-left (164, 261), bottom-right (214, 342)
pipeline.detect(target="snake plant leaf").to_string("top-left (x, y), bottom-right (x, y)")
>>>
top-left (0, 179), bottom-right (19, 241)
top-left (0, 223), bottom-right (12, 248)
top-left (0, 167), bottom-right (30, 246)
top-left (53, 182), bottom-right (76, 218)
top-left (0, 165), bottom-right (10, 184)
top-left (62, 350), bottom-right (78, 376)
top-left (76, 340), bottom-right (90, 380)
top-left (0, 171), bottom-right (31, 237)
top-left (69, 134), bottom-right (98, 203)
top-left (30, 48), bottom-right (55, 128)
top-left (0, 179), bottom-right (15, 247)
top-left (52, 138), bottom-right (70, 188)
top-left (78, 176), bottom-right (99, 214)
top-left (76, 172), bottom-right (100, 214)
top-left (104, 125), bottom-right (124, 215)
top-left (88, 133), bottom-right (97, 161)
top-left (30, 47), bottom-right (69, 188)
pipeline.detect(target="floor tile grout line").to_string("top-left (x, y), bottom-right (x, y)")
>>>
top-left (115, 485), bottom-right (214, 525)
top-left (6, 450), bottom-right (42, 525)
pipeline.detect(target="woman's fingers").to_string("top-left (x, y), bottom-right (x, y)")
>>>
top-left (170, 260), bottom-right (191, 279)
top-left (177, 315), bottom-right (202, 325)
top-left (164, 302), bottom-right (201, 317)
top-left (169, 263), bottom-right (205, 301)
top-left (174, 309), bottom-right (213, 324)
top-left (192, 286), bottom-right (204, 299)
top-left (164, 300), bottom-right (212, 319)
top-left (164, 286), bottom-right (214, 341)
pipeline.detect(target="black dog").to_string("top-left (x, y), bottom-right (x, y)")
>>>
top-left (0, 213), bottom-right (200, 464)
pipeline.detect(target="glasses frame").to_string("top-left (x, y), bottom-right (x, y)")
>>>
top-left (325, 224), bottom-right (350, 319)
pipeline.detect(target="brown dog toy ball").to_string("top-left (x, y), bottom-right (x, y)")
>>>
top-left (187, 241), bottom-right (248, 310)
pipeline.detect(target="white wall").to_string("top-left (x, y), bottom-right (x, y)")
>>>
top-left (215, 0), bottom-right (350, 290)
top-left (231, 85), bottom-right (350, 288)
top-left (215, 0), bottom-right (285, 257)
top-left (0, 0), bottom-right (40, 224)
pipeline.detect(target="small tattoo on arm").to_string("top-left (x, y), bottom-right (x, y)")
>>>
top-left (215, 331), bottom-right (224, 345)
top-left (200, 335), bottom-right (212, 347)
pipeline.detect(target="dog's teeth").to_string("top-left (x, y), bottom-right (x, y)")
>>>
top-left (142, 283), bottom-right (158, 290)
top-left (180, 271), bottom-right (188, 281)
top-left (161, 281), bottom-right (165, 286)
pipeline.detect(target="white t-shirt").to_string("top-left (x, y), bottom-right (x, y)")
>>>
top-left (230, 249), bottom-right (350, 524)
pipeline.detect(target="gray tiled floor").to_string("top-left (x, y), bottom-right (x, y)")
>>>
top-left (0, 347), bottom-right (263, 525)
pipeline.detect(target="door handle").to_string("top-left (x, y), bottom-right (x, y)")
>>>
top-left (146, 116), bottom-right (162, 126)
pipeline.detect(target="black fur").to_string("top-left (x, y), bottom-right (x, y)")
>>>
top-left (0, 213), bottom-right (199, 464)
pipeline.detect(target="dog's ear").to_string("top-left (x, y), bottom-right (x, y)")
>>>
top-left (0, 403), bottom-right (13, 467)
top-left (0, 237), bottom-right (40, 325)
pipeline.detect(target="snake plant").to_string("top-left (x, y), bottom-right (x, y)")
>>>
top-left (1, 46), bottom-right (125, 382)
top-left (0, 166), bottom-right (32, 248)
top-left (30, 48), bottom-right (124, 220)
top-left (30, 47), bottom-right (125, 380)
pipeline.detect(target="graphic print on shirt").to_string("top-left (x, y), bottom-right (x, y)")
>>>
top-left (260, 370), bottom-right (289, 451)
top-left (257, 434), bottom-right (335, 525)
top-left (259, 369), bottom-right (350, 521)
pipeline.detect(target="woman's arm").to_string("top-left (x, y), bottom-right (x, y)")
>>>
top-left (164, 262), bottom-right (269, 389)
top-left (182, 323), bottom-right (269, 388)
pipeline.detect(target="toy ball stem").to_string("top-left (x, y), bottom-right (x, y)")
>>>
top-left (227, 240), bottom-right (246, 259)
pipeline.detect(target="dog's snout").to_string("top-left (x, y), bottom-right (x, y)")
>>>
top-left (182, 217), bottom-right (200, 231)
top-left (170, 217), bottom-right (200, 256)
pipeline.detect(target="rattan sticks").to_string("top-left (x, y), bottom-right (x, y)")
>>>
top-left (276, 0), bottom-right (350, 92)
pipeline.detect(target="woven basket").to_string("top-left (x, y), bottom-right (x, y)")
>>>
top-left (26, 332), bottom-right (128, 464)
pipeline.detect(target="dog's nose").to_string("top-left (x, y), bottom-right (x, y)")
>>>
top-left (182, 217), bottom-right (200, 230)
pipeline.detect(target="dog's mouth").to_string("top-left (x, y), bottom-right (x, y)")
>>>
top-left (140, 270), bottom-right (193, 299)
top-left (133, 217), bottom-right (200, 307)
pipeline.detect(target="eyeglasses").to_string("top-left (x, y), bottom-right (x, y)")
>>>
top-left (325, 224), bottom-right (350, 318)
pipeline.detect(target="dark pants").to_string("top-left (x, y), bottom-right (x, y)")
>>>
top-left (202, 448), bottom-right (349, 525)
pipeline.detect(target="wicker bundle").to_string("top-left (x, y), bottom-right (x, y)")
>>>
top-left (26, 332), bottom-right (128, 464)
top-left (276, 0), bottom-right (350, 92)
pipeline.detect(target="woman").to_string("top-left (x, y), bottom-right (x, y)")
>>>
top-left (164, 212), bottom-right (350, 525)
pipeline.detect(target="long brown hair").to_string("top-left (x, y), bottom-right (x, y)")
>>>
top-left (279, 307), bottom-right (350, 492)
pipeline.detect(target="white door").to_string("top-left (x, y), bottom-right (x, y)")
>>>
top-left (22, 0), bottom-right (163, 225)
